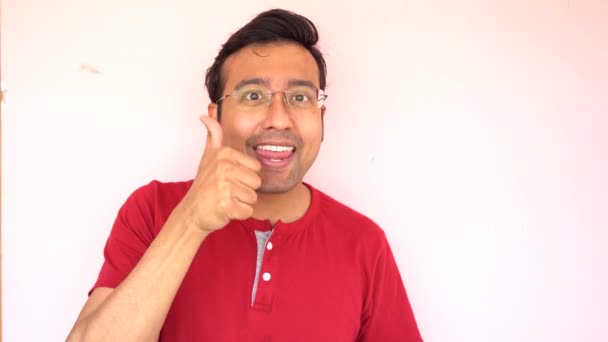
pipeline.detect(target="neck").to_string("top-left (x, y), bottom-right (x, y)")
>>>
top-left (252, 183), bottom-right (311, 225)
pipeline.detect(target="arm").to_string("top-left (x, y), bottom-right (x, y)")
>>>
top-left (357, 233), bottom-right (423, 342)
top-left (67, 215), bottom-right (208, 341)
top-left (67, 116), bottom-right (262, 341)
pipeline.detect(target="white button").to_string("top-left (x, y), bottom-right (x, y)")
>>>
top-left (262, 272), bottom-right (271, 281)
top-left (266, 242), bottom-right (273, 250)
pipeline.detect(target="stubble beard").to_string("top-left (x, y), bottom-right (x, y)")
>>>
top-left (257, 160), bottom-right (302, 194)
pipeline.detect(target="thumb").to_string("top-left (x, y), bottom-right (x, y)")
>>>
top-left (200, 115), bottom-right (223, 150)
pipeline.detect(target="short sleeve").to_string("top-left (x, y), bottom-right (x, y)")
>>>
top-left (357, 232), bottom-right (423, 342)
top-left (89, 182), bottom-right (158, 294)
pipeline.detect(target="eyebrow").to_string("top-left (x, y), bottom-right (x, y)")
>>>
top-left (232, 78), bottom-right (317, 91)
top-left (287, 79), bottom-right (316, 88)
top-left (233, 78), bottom-right (270, 91)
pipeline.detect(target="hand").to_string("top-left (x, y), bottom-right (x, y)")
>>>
top-left (174, 115), bottom-right (262, 233)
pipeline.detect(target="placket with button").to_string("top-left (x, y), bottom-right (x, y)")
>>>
top-left (251, 234), bottom-right (278, 312)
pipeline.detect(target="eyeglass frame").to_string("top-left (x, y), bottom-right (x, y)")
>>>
top-left (215, 87), bottom-right (328, 109)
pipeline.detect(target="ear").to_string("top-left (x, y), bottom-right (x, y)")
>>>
top-left (208, 103), bottom-right (218, 120)
top-left (321, 105), bottom-right (326, 142)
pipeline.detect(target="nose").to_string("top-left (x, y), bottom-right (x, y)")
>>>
top-left (262, 92), bottom-right (293, 130)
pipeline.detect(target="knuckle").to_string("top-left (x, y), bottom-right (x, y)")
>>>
top-left (217, 199), bottom-right (228, 211)
top-left (217, 161), bottom-right (235, 177)
top-left (249, 190), bottom-right (258, 203)
top-left (217, 159), bottom-right (229, 169)
top-left (252, 159), bottom-right (262, 171)
top-left (216, 180), bottom-right (228, 194)
top-left (253, 176), bottom-right (262, 189)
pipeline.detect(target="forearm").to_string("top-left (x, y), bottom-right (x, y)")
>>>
top-left (68, 210), bottom-right (208, 342)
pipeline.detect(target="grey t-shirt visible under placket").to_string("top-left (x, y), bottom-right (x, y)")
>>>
top-left (251, 229), bottom-right (273, 305)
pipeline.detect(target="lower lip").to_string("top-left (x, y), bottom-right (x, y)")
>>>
top-left (254, 150), bottom-right (295, 169)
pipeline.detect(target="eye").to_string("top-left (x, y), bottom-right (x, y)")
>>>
top-left (244, 90), bottom-right (263, 101)
top-left (291, 92), bottom-right (310, 102)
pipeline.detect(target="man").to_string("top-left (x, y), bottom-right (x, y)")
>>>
top-left (68, 8), bottom-right (423, 342)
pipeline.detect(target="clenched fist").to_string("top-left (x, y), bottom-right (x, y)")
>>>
top-left (173, 115), bottom-right (262, 233)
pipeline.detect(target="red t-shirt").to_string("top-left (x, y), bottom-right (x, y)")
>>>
top-left (92, 180), bottom-right (423, 341)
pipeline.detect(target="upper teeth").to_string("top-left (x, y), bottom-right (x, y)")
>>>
top-left (256, 145), bottom-right (294, 152)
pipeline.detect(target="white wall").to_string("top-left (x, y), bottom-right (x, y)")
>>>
top-left (2, 0), bottom-right (607, 341)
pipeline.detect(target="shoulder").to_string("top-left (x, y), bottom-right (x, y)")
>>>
top-left (124, 179), bottom-right (193, 208)
top-left (310, 184), bottom-right (388, 245)
top-left (130, 179), bottom-right (193, 198)
top-left (116, 179), bottom-right (193, 232)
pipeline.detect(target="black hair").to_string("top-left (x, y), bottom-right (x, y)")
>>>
top-left (204, 9), bottom-right (327, 121)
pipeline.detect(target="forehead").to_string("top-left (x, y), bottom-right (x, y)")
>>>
top-left (222, 42), bottom-right (320, 91)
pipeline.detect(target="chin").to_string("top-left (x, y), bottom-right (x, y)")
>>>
top-left (258, 178), bottom-right (300, 194)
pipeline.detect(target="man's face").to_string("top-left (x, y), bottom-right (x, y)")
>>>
top-left (209, 42), bottom-right (325, 194)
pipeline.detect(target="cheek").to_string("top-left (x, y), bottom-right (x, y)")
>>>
top-left (298, 116), bottom-right (323, 150)
top-left (222, 114), bottom-right (258, 146)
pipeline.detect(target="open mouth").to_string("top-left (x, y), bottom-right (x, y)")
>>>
top-left (254, 144), bottom-right (296, 168)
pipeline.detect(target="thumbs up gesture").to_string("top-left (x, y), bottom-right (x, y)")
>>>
top-left (173, 115), bottom-right (262, 233)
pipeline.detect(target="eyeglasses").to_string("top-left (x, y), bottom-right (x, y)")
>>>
top-left (217, 86), bottom-right (328, 111)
